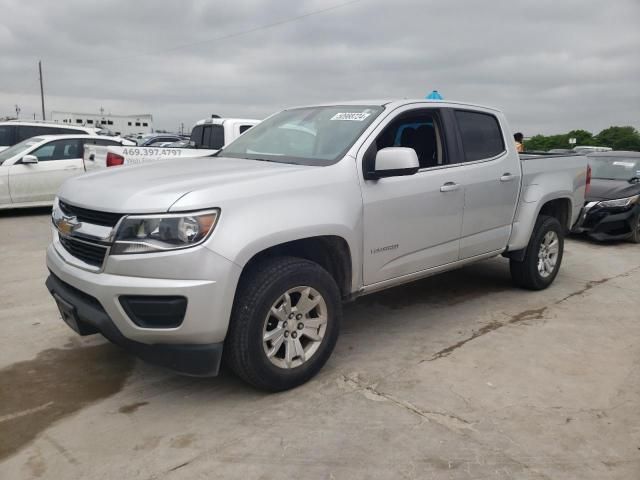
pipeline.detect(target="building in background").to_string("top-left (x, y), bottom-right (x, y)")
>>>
top-left (50, 110), bottom-right (153, 136)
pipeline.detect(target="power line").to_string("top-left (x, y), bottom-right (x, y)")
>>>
top-left (60, 0), bottom-right (365, 68)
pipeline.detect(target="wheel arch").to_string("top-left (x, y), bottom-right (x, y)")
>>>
top-left (237, 235), bottom-right (354, 300)
top-left (538, 197), bottom-right (573, 232)
top-left (506, 194), bottom-right (573, 258)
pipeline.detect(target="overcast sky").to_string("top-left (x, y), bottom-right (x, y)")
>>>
top-left (1, 0), bottom-right (638, 135)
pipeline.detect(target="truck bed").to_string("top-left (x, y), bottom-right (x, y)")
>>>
top-left (507, 152), bottom-right (588, 251)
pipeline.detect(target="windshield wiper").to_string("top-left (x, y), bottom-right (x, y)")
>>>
top-left (248, 157), bottom-right (299, 165)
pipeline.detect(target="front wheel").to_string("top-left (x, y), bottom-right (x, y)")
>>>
top-left (628, 213), bottom-right (640, 244)
top-left (224, 256), bottom-right (341, 391)
top-left (510, 215), bottom-right (564, 290)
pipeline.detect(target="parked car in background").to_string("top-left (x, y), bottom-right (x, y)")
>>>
top-left (576, 151), bottom-right (640, 243)
top-left (84, 117), bottom-right (259, 169)
top-left (0, 134), bottom-right (133, 209)
top-left (166, 139), bottom-right (191, 148)
top-left (573, 146), bottom-right (612, 154)
top-left (0, 121), bottom-right (98, 152)
top-left (548, 148), bottom-right (573, 154)
top-left (47, 99), bottom-right (588, 391)
top-left (139, 134), bottom-right (187, 147)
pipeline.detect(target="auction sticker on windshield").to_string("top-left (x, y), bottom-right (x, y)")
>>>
top-left (330, 112), bottom-right (371, 121)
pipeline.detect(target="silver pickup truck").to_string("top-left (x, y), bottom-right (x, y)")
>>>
top-left (46, 100), bottom-right (589, 391)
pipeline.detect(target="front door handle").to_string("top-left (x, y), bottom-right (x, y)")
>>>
top-left (440, 182), bottom-right (460, 192)
top-left (500, 173), bottom-right (515, 182)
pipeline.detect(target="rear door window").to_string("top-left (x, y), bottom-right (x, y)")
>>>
top-left (200, 125), bottom-right (225, 149)
top-left (202, 126), bottom-right (212, 148)
top-left (17, 126), bottom-right (54, 141)
top-left (0, 125), bottom-right (16, 146)
top-left (31, 139), bottom-right (82, 161)
top-left (190, 125), bottom-right (204, 147)
top-left (208, 125), bottom-right (225, 148)
top-left (16, 125), bottom-right (85, 141)
top-left (454, 110), bottom-right (505, 162)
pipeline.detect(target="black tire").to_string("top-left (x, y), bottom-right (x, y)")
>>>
top-left (224, 256), bottom-right (342, 391)
top-left (628, 213), bottom-right (640, 244)
top-left (510, 215), bottom-right (564, 290)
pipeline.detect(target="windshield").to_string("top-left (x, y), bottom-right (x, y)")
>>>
top-left (220, 105), bottom-right (384, 165)
top-left (589, 156), bottom-right (640, 181)
top-left (0, 137), bottom-right (42, 165)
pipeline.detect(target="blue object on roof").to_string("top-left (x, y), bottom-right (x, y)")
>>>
top-left (426, 90), bottom-right (443, 100)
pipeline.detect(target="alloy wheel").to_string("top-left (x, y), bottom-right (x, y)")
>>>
top-left (262, 286), bottom-right (328, 369)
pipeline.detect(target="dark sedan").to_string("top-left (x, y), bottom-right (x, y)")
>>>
top-left (577, 151), bottom-right (640, 243)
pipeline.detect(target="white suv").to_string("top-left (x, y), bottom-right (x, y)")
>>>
top-left (0, 121), bottom-right (98, 152)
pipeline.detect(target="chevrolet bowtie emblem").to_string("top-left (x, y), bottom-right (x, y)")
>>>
top-left (57, 216), bottom-right (80, 236)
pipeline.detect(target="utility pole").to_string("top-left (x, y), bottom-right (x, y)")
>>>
top-left (38, 60), bottom-right (46, 120)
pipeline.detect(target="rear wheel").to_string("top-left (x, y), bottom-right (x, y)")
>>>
top-left (510, 215), bottom-right (564, 290)
top-left (224, 256), bottom-right (341, 391)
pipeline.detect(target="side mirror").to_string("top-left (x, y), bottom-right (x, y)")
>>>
top-left (22, 154), bottom-right (39, 164)
top-left (373, 147), bottom-right (419, 178)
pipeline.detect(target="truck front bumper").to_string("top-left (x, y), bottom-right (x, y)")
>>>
top-left (46, 272), bottom-right (223, 376)
top-left (46, 242), bottom-right (242, 376)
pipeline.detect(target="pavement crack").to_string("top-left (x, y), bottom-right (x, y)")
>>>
top-left (424, 264), bottom-right (640, 363)
top-left (555, 265), bottom-right (640, 305)
top-left (426, 308), bottom-right (546, 362)
top-left (556, 278), bottom-right (609, 304)
top-left (340, 374), bottom-right (474, 432)
top-left (168, 461), bottom-right (191, 472)
top-left (0, 402), bottom-right (54, 423)
top-left (43, 434), bottom-right (79, 466)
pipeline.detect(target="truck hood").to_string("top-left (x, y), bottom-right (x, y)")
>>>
top-left (586, 178), bottom-right (640, 202)
top-left (58, 156), bottom-right (308, 213)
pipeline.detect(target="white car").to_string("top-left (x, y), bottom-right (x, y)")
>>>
top-left (0, 121), bottom-right (99, 152)
top-left (0, 134), bottom-right (133, 209)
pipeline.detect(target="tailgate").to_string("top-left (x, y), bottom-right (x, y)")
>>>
top-left (83, 144), bottom-right (111, 172)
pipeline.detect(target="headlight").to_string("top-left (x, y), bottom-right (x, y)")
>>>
top-left (597, 195), bottom-right (639, 209)
top-left (112, 209), bottom-right (219, 254)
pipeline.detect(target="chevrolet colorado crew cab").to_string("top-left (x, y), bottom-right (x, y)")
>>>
top-left (84, 117), bottom-right (259, 170)
top-left (46, 100), bottom-right (589, 391)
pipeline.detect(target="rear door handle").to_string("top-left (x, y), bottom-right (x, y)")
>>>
top-left (440, 182), bottom-right (460, 192)
top-left (500, 173), bottom-right (515, 182)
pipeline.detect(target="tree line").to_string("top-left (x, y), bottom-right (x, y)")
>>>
top-left (525, 126), bottom-right (640, 152)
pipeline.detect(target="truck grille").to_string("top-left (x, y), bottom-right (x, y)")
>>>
top-left (59, 201), bottom-right (123, 227)
top-left (59, 236), bottom-right (108, 268)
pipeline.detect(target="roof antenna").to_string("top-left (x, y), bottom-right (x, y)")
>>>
top-left (426, 90), bottom-right (443, 100)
